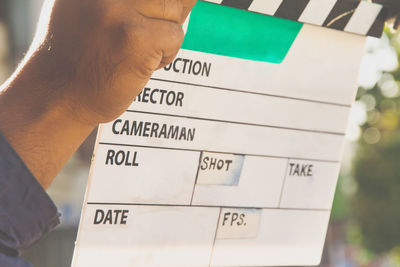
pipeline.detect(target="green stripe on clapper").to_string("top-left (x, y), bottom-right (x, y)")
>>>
top-left (182, 1), bottom-right (303, 64)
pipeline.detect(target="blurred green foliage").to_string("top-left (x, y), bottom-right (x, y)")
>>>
top-left (331, 175), bottom-right (351, 220)
top-left (351, 29), bottom-right (400, 254)
top-left (352, 134), bottom-right (400, 253)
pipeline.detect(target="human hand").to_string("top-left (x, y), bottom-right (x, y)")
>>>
top-left (36, 0), bottom-right (197, 125)
top-left (0, 0), bottom-right (197, 188)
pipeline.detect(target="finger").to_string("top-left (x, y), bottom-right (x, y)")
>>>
top-left (153, 21), bottom-right (185, 68)
top-left (180, 0), bottom-right (197, 24)
top-left (122, 18), bottom-right (184, 75)
top-left (133, 0), bottom-right (184, 24)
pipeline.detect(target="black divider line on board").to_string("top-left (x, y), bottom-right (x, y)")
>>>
top-left (200, 0), bottom-right (385, 37)
top-left (125, 110), bottom-right (346, 136)
top-left (278, 158), bottom-right (291, 208)
top-left (149, 78), bottom-right (352, 108)
top-left (86, 202), bottom-right (331, 212)
top-left (190, 152), bottom-right (203, 205)
top-left (208, 208), bottom-right (222, 267)
top-left (98, 142), bottom-right (341, 164)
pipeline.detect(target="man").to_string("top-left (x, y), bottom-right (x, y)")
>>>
top-left (0, 0), bottom-right (196, 266)
top-left (0, 0), bottom-right (399, 266)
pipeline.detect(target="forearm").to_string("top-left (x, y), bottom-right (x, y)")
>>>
top-left (0, 0), bottom-right (196, 189)
top-left (0, 50), bottom-right (95, 189)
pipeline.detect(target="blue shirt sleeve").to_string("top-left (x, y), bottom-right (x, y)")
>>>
top-left (0, 253), bottom-right (33, 267)
top-left (0, 132), bottom-right (60, 265)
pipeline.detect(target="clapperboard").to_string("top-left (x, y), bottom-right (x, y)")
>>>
top-left (71, 1), bottom-right (386, 266)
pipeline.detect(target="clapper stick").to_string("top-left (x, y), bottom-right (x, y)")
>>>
top-left (204, 0), bottom-right (386, 37)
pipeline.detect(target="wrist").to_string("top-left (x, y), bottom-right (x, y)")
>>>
top-left (0, 52), bottom-right (95, 188)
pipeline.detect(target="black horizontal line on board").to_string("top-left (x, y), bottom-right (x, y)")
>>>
top-left (125, 110), bottom-right (345, 136)
top-left (149, 77), bottom-right (352, 108)
top-left (86, 202), bottom-right (331, 212)
top-left (98, 142), bottom-right (340, 164)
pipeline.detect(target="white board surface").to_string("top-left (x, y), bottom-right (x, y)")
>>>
top-left (72, 21), bottom-right (366, 267)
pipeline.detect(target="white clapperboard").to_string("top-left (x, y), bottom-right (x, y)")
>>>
top-left (71, 1), bottom-right (386, 266)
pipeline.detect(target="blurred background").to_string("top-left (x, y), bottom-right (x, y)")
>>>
top-left (1, 0), bottom-right (400, 266)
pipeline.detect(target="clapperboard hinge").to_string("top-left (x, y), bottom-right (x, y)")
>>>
top-left (201, 0), bottom-right (386, 38)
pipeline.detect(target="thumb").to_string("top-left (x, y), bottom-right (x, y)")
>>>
top-left (181, 0), bottom-right (197, 24)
